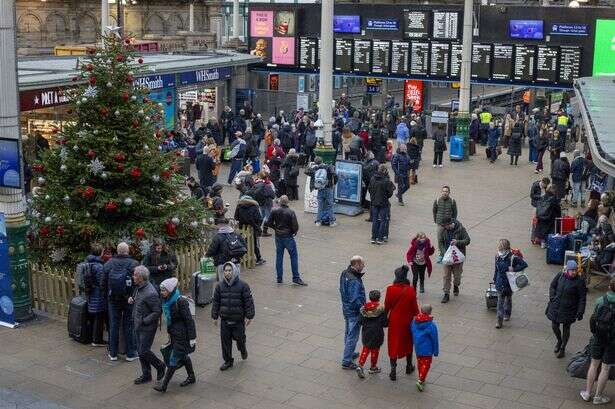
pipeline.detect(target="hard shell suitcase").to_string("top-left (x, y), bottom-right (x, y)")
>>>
top-left (252, 158), bottom-right (261, 174)
top-left (191, 272), bottom-right (216, 307)
top-left (68, 295), bottom-right (92, 344)
top-left (449, 136), bottom-right (464, 161)
top-left (558, 216), bottom-right (576, 235)
top-left (546, 234), bottom-right (568, 265)
top-left (485, 283), bottom-right (498, 309)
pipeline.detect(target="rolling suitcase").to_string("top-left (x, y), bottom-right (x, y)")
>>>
top-left (191, 272), bottom-right (216, 307)
top-left (546, 234), bottom-right (568, 265)
top-left (449, 136), bottom-right (463, 161)
top-left (558, 216), bottom-right (576, 235)
top-left (68, 295), bottom-right (92, 344)
top-left (485, 283), bottom-right (498, 309)
top-left (530, 216), bottom-right (539, 245)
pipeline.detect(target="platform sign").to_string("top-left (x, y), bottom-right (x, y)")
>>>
top-left (0, 213), bottom-right (15, 328)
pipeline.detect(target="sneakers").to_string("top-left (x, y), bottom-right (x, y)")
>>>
top-left (416, 380), bottom-right (425, 392)
top-left (376, 240), bottom-right (384, 245)
top-left (368, 366), bottom-right (381, 374)
top-left (356, 366), bottom-right (365, 379)
top-left (496, 317), bottom-right (503, 329)
top-left (126, 356), bottom-right (139, 362)
top-left (315, 222), bottom-right (322, 226)
top-left (255, 259), bottom-right (266, 266)
top-left (438, 164), bottom-right (443, 168)
top-left (580, 391), bottom-right (591, 402)
top-left (134, 375), bottom-right (152, 385)
top-left (433, 164), bottom-right (437, 168)
top-left (91, 342), bottom-right (106, 347)
top-left (341, 362), bottom-right (358, 370)
top-left (108, 354), bottom-right (118, 362)
top-left (329, 221), bottom-right (338, 227)
top-left (220, 361), bottom-right (233, 371)
top-left (383, 237), bottom-right (388, 242)
top-left (371, 239), bottom-right (376, 244)
top-left (593, 396), bottom-right (611, 405)
top-left (436, 256), bottom-right (443, 264)
top-left (503, 315), bottom-right (510, 321)
top-left (292, 279), bottom-right (308, 286)
top-left (441, 293), bottom-right (450, 303)
top-left (276, 279), bottom-right (283, 284)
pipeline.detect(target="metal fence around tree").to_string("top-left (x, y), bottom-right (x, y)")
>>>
top-left (28, 226), bottom-right (255, 317)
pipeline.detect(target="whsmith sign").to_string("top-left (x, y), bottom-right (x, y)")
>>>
top-left (179, 67), bottom-right (233, 86)
top-left (133, 74), bottom-right (175, 90)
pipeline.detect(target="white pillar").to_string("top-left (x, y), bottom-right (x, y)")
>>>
top-left (458, 0), bottom-right (473, 114)
top-left (318, 0), bottom-right (334, 145)
top-left (189, 2), bottom-right (195, 32)
top-left (0, 0), bottom-right (27, 218)
top-left (232, 0), bottom-right (240, 39)
top-left (101, 0), bottom-right (109, 37)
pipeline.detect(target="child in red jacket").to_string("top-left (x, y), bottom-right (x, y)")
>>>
top-left (406, 232), bottom-right (435, 293)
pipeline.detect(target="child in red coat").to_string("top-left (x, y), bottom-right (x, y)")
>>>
top-left (406, 233), bottom-right (435, 293)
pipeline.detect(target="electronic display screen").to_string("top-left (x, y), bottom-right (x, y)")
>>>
top-left (372, 40), bottom-right (391, 74)
top-left (450, 43), bottom-right (462, 78)
top-left (559, 46), bottom-right (581, 84)
top-left (353, 40), bottom-right (372, 73)
top-left (390, 41), bottom-right (410, 75)
top-left (492, 44), bottom-right (513, 81)
top-left (513, 44), bottom-right (536, 82)
top-left (299, 37), bottom-right (318, 70)
top-left (0, 139), bottom-right (20, 189)
top-left (430, 42), bottom-right (450, 77)
top-left (509, 20), bottom-right (544, 40)
top-left (403, 11), bottom-right (430, 39)
top-left (536, 45), bottom-right (558, 83)
top-left (334, 15), bottom-right (361, 34)
top-left (334, 39), bottom-right (353, 72)
top-left (471, 43), bottom-right (491, 79)
top-left (410, 41), bottom-right (429, 76)
top-left (433, 11), bottom-right (459, 39)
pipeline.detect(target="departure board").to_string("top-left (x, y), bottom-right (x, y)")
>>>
top-left (410, 41), bottom-right (429, 76)
top-left (403, 11), bottom-right (430, 39)
top-left (432, 11), bottom-right (459, 39)
top-left (450, 43), bottom-right (462, 78)
top-left (372, 40), bottom-right (391, 74)
top-left (334, 39), bottom-right (353, 72)
top-left (299, 37), bottom-right (318, 70)
top-left (471, 43), bottom-right (491, 79)
top-left (353, 40), bottom-right (372, 73)
top-left (513, 44), bottom-right (536, 82)
top-left (536, 45), bottom-right (558, 83)
top-left (390, 41), bottom-right (410, 75)
top-left (430, 42), bottom-right (450, 77)
top-left (559, 46), bottom-right (581, 84)
top-left (492, 44), bottom-right (513, 81)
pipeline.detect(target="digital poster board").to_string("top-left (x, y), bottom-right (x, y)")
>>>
top-left (299, 37), bottom-right (318, 69)
top-left (372, 40), bottom-right (391, 74)
top-left (471, 43), bottom-right (491, 79)
top-left (410, 41), bottom-right (430, 76)
top-left (353, 40), bottom-right (372, 73)
top-left (513, 44), bottom-right (536, 82)
top-left (0, 139), bottom-right (20, 189)
top-left (249, 10), bottom-right (295, 66)
top-left (391, 41), bottom-right (410, 75)
top-left (430, 42), bottom-right (450, 77)
top-left (334, 39), bottom-right (353, 72)
top-left (509, 20), bottom-right (544, 40)
top-left (492, 44), bottom-right (513, 81)
top-left (403, 11), bottom-right (430, 39)
top-left (450, 43), bottom-right (463, 78)
top-left (559, 46), bottom-right (581, 84)
top-left (334, 15), bottom-right (361, 34)
top-left (536, 45), bottom-right (558, 83)
top-left (334, 160), bottom-right (362, 204)
top-left (433, 11), bottom-right (459, 39)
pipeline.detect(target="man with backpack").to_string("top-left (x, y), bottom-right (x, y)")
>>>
top-left (205, 219), bottom-right (248, 279)
top-left (102, 242), bottom-right (139, 361)
top-left (581, 278), bottom-right (615, 405)
top-left (306, 156), bottom-right (338, 227)
top-left (77, 243), bottom-right (106, 347)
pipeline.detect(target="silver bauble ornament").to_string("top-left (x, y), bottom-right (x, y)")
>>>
top-left (60, 164), bottom-right (67, 171)
top-left (68, 219), bottom-right (73, 224)
top-left (101, 172), bottom-right (108, 179)
top-left (114, 110), bottom-right (121, 117)
top-left (44, 216), bottom-right (52, 223)
top-left (152, 175), bottom-right (160, 182)
top-left (80, 178), bottom-right (86, 184)
top-left (171, 217), bottom-right (180, 225)
top-left (63, 195), bottom-right (70, 203)
top-left (93, 129), bottom-right (99, 135)
top-left (145, 116), bottom-right (150, 122)
top-left (76, 100), bottom-right (81, 106)
top-left (124, 197), bottom-right (133, 206)
top-left (138, 109), bottom-right (144, 115)
top-left (106, 82), bottom-right (113, 88)
top-left (143, 144), bottom-right (149, 150)
top-left (44, 195), bottom-right (50, 200)
top-left (73, 145), bottom-right (79, 151)
top-left (158, 103), bottom-right (163, 107)
top-left (37, 177), bottom-right (45, 184)
top-left (190, 221), bottom-right (199, 228)
top-left (131, 95), bottom-right (137, 101)
top-left (85, 211), bottom-right (90, 217)
top-left (81, 98), bottom-right (87, 103)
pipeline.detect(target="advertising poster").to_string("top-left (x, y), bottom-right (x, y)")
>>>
top-left (274, 11), bottom-right (295, 36)
top-left (593, 19), bottom-right (615, 76)
top-left (148, 87), bottom-right (175, 130)
top-left (0, 213), bottom-right (15, 328)
top-left (403, 80), bottom-right (424, 112)
top-left (250, 10), bottom-right (273, 37)
top-left (272, 37), bottom-right (295, 65)
top-left (0, 139), bottom-right (21, 189)
top-left (335, 160), bottom-right (362, 204)
top-left (250, 37), bottom-right (272, 64)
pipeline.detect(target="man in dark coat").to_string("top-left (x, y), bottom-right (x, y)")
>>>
top-left (551, 152), bottom-right (571, 201)
top-left (195, 148), bottom-right (216, 188)
top-left (234, 195), bottom-right (265, 265)
top-left (530, 177), bottom-right (550, 208)
top-left (391, 144), bottom-right (411, 206)
top-left (439, 218), bottom-right (471, 304)
top-left (369, 165), bottom-right (395, 244)
top-left (361, 152), bottom-right (379, 210)
top-left (131, 266), bottom-right (166, 385)
top-left (141, 241), bottom-right (177, 289)
top-left (339, 255), bottom-right (366, 370)
top-left (211, 262), bottom-right (255, 371)
top-left (205, 219), bottom-right (246, 274)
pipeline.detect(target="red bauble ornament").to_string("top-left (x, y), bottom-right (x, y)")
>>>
top-left (155, 130), bottom-right (161, 139)
top-left (56, 225), bottom-right (65, 236)
top-left (138, 58), bottom-right (144, 64)
top-left (132, 120), bottom-right (140, 129)
top-left (161, 170), bottom-right (171, 179)
top-left (105, 201), bottom-right (118, 212)
top-left (116, 163), bottom-right (125, 172)
top-left (116, 54), bottom-right (125, 62)
top-left (87, 149), bottom-right (96, 159)
top-left (114, 152), bottom-right (126, 162)
top-left (89, 76), bottom-right (97, 85)
top-left (32, 163), bottom-right (44, 173)
top-left (126, 75), bottom-right (134, 83)
top-left (130, 167), bottom-right (141, 178)
top-left (165, 221), bottom-right (177, 238)
top-left (100, 107), bottom-right (109, 117)
top-left (122, 91), bottom-right (130, 102)
top-left (82, 186), bottom-right (95, 199)
top-left (162, 140), bottom-right (168, 146)
top-left (39, 226), bottom-right (50, 237)
top-left (143, 97), bottom-right (149, 103)
top-left (135, 227), bottom-right (145, 239)
top-left (86, 64), bottom-right (93, 72)
top-left (124, 39), bottom-right (131, 45)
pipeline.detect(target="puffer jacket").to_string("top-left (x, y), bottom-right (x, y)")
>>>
top-left (411, 313), bottom-right (439, 357)
top-left (132, 281), bottom-right (161, 333)
top-left (368, 172), bottom-right (395, 207)
top-left (85, 255), bottom-right (105, 314)
top-left (234, 196), bottom-right (263, 236)
top-left (492, 252), bottom-right (528, 294)
top-left (166, 294), bottom-right (197, 355)
top-left (433, 197), bottom-right (458, 225)
top-left (211, 263), bottom-right (255, 322)
top-left (339, 266), bottom-right (366, 318)
top-left (359, 301), bottom-right (387, 348)
top-left (570, 157), bottom-right (586, 183)
top-left (546, 272), bottom-right (587, 324)
top-left (392, 151), bottom-right (411, 177)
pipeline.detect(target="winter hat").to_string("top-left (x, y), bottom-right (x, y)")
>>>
top-left (566, 260), bottom-right (578, 271)
top-left (240, 195), bottom-right (254, 201)
top-left (560, 151), bottom-right (567, 158)
top-left (160, 277), bottom-right (178, 293)
top-left (394, 265), bottom-right (410, 282)
top-left (573, 150), bottom-right (581, 158)
top-left (410, 121), bottom-right (417, 126)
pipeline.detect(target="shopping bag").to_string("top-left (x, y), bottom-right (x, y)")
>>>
top-left (506, 270), bottom-right (529, 292)
top-left (442, 245), bottom-right (465, 265)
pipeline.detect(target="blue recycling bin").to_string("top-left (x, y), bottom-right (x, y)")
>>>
top-left (449, 135), bottom-right (464, 161)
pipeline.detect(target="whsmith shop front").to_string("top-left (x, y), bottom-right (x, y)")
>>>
top-left (17, 52), bottom-right (259, 154)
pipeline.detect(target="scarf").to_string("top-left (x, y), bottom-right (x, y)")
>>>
top-left (162, 288), bottom-right (180, 326)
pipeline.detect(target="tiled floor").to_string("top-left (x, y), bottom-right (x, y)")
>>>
top-left (1, 142), bottom-right (612, 409)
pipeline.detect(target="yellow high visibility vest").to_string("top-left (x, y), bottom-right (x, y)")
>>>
top-left (557, 115), bottom-right (569, 126)
top-left (480, 111), bottom-right (492, 124)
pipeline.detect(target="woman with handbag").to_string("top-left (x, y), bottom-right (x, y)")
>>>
top-left (545, 260), bottom-right (587, 359)
top-left (154, 278), bottom-right (197, 393)
top-left (385, 266), bottom-right (419, 381)
top-left (492, 239), bottom-right (528, 329)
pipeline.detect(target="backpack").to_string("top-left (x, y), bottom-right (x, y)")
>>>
top-left (590, 296), bottom-right (615, 339)
top-left (314, 167), bottom-right (328, 190)
top-left (108, 264), bottom-right (132, 299)
top-left (76, 262), bottom-right (95, 294)
top-left (223, 232), bottom-right (248, 261)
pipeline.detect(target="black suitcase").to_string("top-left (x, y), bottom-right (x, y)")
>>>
top-left (68, 295), bottom-right (92, 344)
top-left (485, 283), bottom-right (498, 310)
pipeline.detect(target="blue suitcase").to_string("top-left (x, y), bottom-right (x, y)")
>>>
top-left (546, 234), bottom-right (568, 265)
top-left (449, 136), bottom-right (464, 161)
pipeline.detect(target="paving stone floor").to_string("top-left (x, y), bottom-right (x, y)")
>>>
top-left (1, 141), bottom-right (613, 409)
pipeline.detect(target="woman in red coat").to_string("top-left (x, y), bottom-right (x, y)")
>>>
top-left (405, 233), bottom-right (435, 294)
top-left (385, 265), bottom-right (419, 381)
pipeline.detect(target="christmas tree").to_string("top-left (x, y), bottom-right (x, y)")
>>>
top-left (29, 34), bottom-right (210, 265)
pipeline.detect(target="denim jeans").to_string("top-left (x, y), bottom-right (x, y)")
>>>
top-left (396, 175), bottom-right (409, 201)
top-left (108, 301), bottom-right (136, 358)
top-left (572, 181), bottom-right (584, 205)
top-left (371, 205), bottom-right (389, 241)
top-left (529, 144), bottom-right (537, 162)
top-left (275, 236), bottom-right (300, 282)
top-left (316, 187), bottom-right (335, 223)
top-left (227, 158), bottom-right (243, 184)
top-left (342, 315), bottom-right (361, 366)
top-left (496, 291), bottom-right (512, 319)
